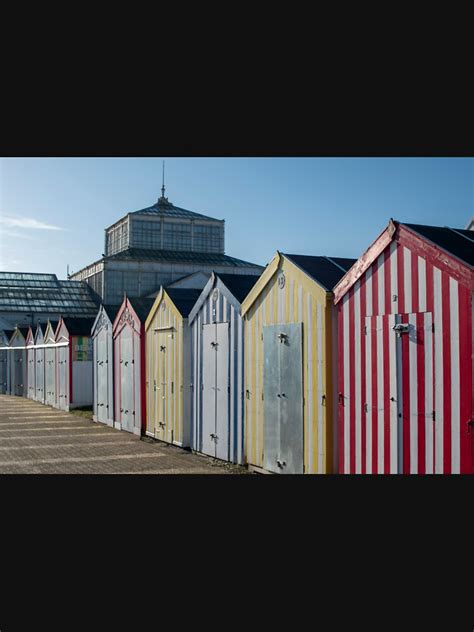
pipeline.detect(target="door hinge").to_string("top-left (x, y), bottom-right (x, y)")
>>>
top-left (364, 325), bottom-right (367, 335)
top-left (432, 410), bottom-right (435, 421)
top-left (432, 323), bottom-right (435, 333)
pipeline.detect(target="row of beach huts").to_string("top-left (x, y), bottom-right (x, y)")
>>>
top-left (1, 219), bottom-right (473, 474)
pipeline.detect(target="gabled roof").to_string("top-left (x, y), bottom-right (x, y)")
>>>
top-left (283, 255), bottom-right (357, 292)
top-left (214, 273), bottom-right (262, 303)
top-left (44, 320), bottom-right (60, 341)
top-left (103, 304), bottom-right (120, 323)
top-left (241, 251), bottom-right (354, 317)
top-left (105, 247), bottom-right (262, 269)
top-left (333, 219), bottom-right (474, 304)
top-left (127, 297), bottom-right (155, 323)
top-left (130, 196), bottom-right (223, 222)
top-left (188, 272), bottom-right (261, 324)
top-left (403, 223), bottom-right (474, 267)
top-left (165, 288), bottom-right (202, 318)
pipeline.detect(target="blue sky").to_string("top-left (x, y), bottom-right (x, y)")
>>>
top-left (0, 157), bottom-right (472, 278)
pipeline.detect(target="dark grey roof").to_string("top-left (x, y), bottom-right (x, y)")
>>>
top-left (0, 272), bottom-right (99, 316)
top-left (165, 288), bottom-right (202, 317)
top-left (103, 304), bottom-right (120, 323)
top-left (402, 223), bottom-right (474, 267)
top-left (283, 254), bottom-right (357, 291)
top-left (128, 298), bottom-right (155, 323)
top-left (62, 317), bottom-right (96, 336)
top-left (216, 273), bottom-right (261, 303)
top-left (106, 247), bottom-right (261, 268)
top-left (131, 196), bottom-right (223, 222)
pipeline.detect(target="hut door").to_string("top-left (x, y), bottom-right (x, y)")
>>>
top-left (36, 349), bottom-right (44, 402)
top-left (215, 322), bottom-right (229, 461)
top-left (45, 349), bottom-right (52, 405)
top-left (97, 333), bottom-right (107, 423)
top-left (394, 312), bottom-right (434, 474)
top-left (366, 313), bottom-right (434, 474)
top-left (58, 347), bottom-right (68, 410)
top-left (120, 335), bottom-right (134, 433)
top-left (13, 351), bottom-right (24, 397)
top-left (263, 323), bottom-right (303, 474)
top-left (201, 324), bottom-right (216, 456)
top-left (201, 323), bottom-right (230, 459)
top-left (28, 352), bottom-right (35, 398)
top-left (154, 332), bottom-right (169, 441)
top-left (0, 351), bottom-right (7, 395)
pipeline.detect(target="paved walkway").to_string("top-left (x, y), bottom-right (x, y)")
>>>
top-left (0, 395), bottom-right (245, 474)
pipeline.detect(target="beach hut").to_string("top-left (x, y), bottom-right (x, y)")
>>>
top-left (145, 288), bottom-right (201, 447)
top-left (34, 323), bottom-right (46, 403)
top-left (333, 220), bottom-right (474, 475)
top-left (113, 297), bottom-right (154, 435)
top-left (44, 320), bottom-right (59, 408)
top-left (55, 317), bottom-right (95, 411)
top-left (26, 327), bottom-right (36, 400)
top-left (91, 304), bottom-right (119, 426)
top-left (0, 328), bottom-right (13, 395)
top-left (9, 327), bottom-right (29, 397)
top-left (188, 273), bottom-right (260, 463)
top-left (241, 252), bottom-right (356, 474)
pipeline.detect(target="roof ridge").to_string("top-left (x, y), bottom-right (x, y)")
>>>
top-left (445, 226), bottom-right (474, 242)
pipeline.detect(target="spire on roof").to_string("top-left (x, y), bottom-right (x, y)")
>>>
top-left (157, 160), bottom-right (171, 208)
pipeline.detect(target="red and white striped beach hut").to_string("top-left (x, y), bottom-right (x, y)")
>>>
top-left (333, 220), bottom-right (473, 475)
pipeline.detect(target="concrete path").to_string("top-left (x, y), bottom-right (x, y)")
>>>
top-left (0, 395), bottom-right (245, 474)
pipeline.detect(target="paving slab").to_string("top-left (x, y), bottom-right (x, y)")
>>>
top-left (0, 395), bottom-right (248, 475)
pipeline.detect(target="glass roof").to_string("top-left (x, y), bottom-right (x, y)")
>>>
top-left (0, 273), bottom-right (99, 315)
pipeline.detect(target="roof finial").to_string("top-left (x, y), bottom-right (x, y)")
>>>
top-left (161, 160), bottom-right (165, 199)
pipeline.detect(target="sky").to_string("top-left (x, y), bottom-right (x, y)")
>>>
top-left (0, 157), bottom-right (472, 278)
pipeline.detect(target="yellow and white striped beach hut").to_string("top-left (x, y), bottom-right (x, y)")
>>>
top-left (241, 251), bottom-right (355, 474)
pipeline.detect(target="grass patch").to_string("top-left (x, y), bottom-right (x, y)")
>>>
top-left (69, 406), bottom-right (93, 420)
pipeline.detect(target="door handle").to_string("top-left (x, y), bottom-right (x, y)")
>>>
top-left (276, 459), bottom-right (286, 468)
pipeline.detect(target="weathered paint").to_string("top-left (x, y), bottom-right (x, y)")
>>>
top-left (241, 253), bottom-right (338, 474)
top-left (145, 289), bottom-right (193, 447)
top-left (113, 298), bottom-right (147, 436)
top-left (91, 306), bottom-right (115, 426)
top-left (335, 222), bottom-right (474, 474)
top-left (188, 274), bottom-right (247, 463)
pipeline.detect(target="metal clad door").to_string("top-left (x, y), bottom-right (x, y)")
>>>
top-left (201, 324), bottom-right (216, 456)
top-left (121, 335), bottom-right (133, 432)
top-left (279, 323), bottom-right (303, 474)
top-left (215, 322), bottom-right (230, 461)
top-left (263, 325), bottom-right (281, 473)
top-left (36, 348), bottom-right (44, 402)
top-left (97, 333), bottom-right (107, 423)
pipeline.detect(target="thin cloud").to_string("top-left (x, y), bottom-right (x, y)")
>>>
top-left (0, 229), bottom-right (35, 240)
top-left (0, 214), bottom-right (64, 231)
